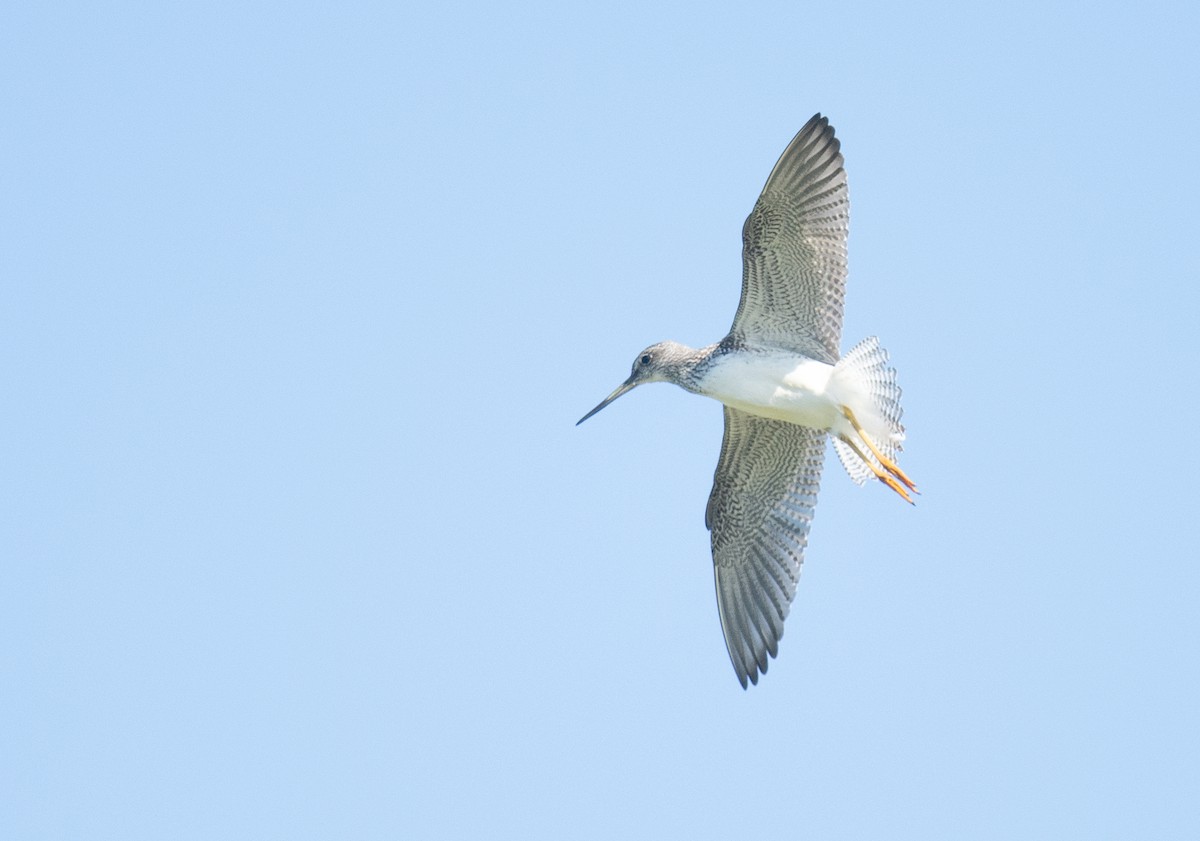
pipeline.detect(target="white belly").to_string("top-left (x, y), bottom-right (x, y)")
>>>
top-left (699, 352), bottom-right (843, 430)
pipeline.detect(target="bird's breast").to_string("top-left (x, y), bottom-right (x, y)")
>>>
top-left (697, 352), bottom-right (841, 428)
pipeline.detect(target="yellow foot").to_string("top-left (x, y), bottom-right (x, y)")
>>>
top-left (878, 453), bottom-right (918, 493)
top-left (840, 406), bottom-right (920, 502)
top-left (879, 473), bottom-right (916, 505)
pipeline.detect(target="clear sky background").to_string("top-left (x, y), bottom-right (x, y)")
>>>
top-left (4, 1), bottom-right (1198, 838)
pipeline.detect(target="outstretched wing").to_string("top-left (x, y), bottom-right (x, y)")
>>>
top-left (706, 407), bottom-right (826, 687)
top-left (732, 113), bottom-right (849, 364)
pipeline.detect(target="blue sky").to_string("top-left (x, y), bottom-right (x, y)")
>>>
top-left (4, 1), bottom-right (1199, 838)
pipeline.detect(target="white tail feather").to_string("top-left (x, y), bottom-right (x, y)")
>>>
top-left (832, 438), bottom-right (875, 485)
top-left (829, 337), bottom-right (905, 484)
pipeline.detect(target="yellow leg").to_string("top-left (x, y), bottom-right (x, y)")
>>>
top-left (841, 406), bottom-right (919, 498)
top-left (840, 435), bottom-right (915, 505)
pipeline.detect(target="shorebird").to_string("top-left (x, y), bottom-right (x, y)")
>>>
top-left (577, 113), bottom-right (917, 688)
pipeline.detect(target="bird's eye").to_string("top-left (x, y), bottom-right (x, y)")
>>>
top-left (640, 354), bottom-right (652, 365)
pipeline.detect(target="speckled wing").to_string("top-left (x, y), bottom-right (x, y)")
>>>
top-left (706, 407), bottom-right (825, 688)
top-left (732, 113), bottom-right (849, 365)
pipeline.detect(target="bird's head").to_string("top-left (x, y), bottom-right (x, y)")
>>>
top-left (576, 341), bottom-right (695, 425)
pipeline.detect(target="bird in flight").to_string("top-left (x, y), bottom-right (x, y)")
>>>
top-left (578, 114), bottom-right (917, 688)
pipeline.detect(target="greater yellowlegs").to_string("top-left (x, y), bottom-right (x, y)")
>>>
top-left (578, 114), bottom-right (917, 688)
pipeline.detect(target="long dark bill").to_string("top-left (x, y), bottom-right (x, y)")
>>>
top-left (576, 379), bottom-right (638, 426)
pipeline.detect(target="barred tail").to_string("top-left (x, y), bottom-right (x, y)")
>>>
top-left (829, 337), bottom-right (906, 485)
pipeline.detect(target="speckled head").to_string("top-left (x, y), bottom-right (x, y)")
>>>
top-left (576, 340), bottom-right (705, 425)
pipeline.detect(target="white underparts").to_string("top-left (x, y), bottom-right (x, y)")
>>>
top-left (699, 337), bottom-right (905, 484)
